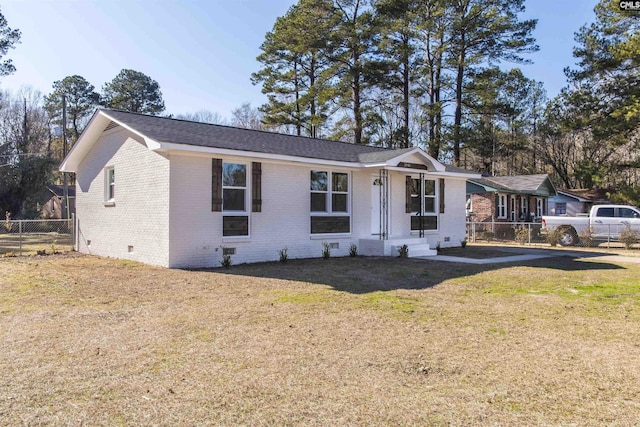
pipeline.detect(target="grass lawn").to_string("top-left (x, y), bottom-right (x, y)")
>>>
top-left (1, 252), bottom-right (640, 426)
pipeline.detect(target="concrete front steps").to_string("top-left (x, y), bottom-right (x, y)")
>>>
top-left (359, 238), bottom-right (438, 258)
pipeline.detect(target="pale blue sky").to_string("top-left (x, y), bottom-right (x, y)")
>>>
top-left (2, 0), bottom-right (599, 120)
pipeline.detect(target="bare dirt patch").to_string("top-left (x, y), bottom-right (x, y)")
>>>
top-left (1, 254), bottom-right (640, 426)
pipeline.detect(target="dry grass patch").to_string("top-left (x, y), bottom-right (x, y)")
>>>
top-left (1, 254), bottom-right (640, 426)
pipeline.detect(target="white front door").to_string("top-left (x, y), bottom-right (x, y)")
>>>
top-left (371, 176), bottom-right (381, 235)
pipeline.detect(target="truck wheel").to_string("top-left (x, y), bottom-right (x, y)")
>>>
top-left (559, 228), bottom-right (578, 246)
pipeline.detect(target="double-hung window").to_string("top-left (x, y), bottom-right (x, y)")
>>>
top-left (409, 178), bottom-right (438, 231)
top-left (310, 170), bottom-right (350, 234)
top-left (497, 194), bottom-right (507, 219)
top-left (222, 162), bottom-right (248, 236)
top-left (536, 197), bottom-right (544, 218)
top-left (104, 166), bottom-right (115, 205)
top-left (520, 196), bottom-right (528, 219)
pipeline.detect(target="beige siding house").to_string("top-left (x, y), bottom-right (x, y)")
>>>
top-left (61, 109), bottom-right (479, 268)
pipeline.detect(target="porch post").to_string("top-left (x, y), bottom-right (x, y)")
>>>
top-left (379, 169), bottom-right (389, 240)
top-left (419, 173), bottom-right (425, 238)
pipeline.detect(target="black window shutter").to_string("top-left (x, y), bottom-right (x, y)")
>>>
top-left (211, 158), bottom-right (222, 212)
top-left (495, 193), bottom-right (499, 218)
top-left (439, 179), bottom-right (445, 214)
top-left (252, 162), bottom-right (262, 212)
top-left (405, 176), bottom-right (412, 213)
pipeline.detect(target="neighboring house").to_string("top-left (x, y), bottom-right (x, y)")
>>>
top-left (60, 109), bottom-right (480, 268)
top-left (548, 189), bottom-right (610, 216)
top-left (466, 174), bottom-right (557, 223)
top-left (40, 185), bottom-right (76, 219)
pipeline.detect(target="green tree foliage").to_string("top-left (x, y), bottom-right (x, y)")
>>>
top-left (371, 0), bottom-right (421, 149)
top-left (253, 0), bottom-right (538, 157)
top-left (0, 7), bottom-right (20, 77)
top-left (101, 69), bottom-right (165, 115)
top-left (541, 0), bottom-right (640, 190)
top-left (449, 0), bottom-right (538, 166)
top-left (44, 75), bottom-right (100, 141)
top-left (327, 0), bottom-right (380, 144)
top-left (252, 0), bottom-right (338, 137)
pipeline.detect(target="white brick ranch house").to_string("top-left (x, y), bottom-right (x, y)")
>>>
top-left (60, 109), bottom-right (480, 268)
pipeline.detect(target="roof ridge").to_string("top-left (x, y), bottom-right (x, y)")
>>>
top-left (101, 108), bottom-right (390, 152)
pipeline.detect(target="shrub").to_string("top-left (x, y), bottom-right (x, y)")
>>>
top-left (482, 230), bottom-right (495, 242)
top-left (620, 225), bottom-right (639, 250)
top-left (579, 227), bottom-right (595, 248)
top-left (435, 241), bottom-right (441, 252)
top-left (546, 228), bottom-right (562, 247)
top-left (460, 239), bottom-right (467, 248)
top-left (322, 242), bottom-right (331, 259)
top-left (278, 247), bottom-right (288, 263)
top-left (397, 244), bottom-right (409, 258)
top-left (349, 243), bottom-right (358, 257)
top-left (515, 225), bottom-right (529, 245)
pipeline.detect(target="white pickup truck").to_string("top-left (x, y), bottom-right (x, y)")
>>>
top-left (541, 204), bottom-right (640, 246)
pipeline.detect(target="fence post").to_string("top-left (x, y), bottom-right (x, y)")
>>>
top-left (528, 223), bottom-right (531, 245)
top-left (19, 220), bottom-right (22, 256)
top-left (71, 213), bottom-right (75, 252)
top-left (607, 224), bottom-right (610, 249)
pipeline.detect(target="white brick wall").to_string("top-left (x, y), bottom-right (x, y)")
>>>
top-left (166, 156), bottom-right (468, 267)
top-left (75, 136), bottom-right (469, 268)
top-left (168, 154), bottom-right (362, 267)
top-left (75, 128), bottom-right (171, 266)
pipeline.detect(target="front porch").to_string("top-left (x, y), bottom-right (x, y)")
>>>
top-left (359, 237), bottom-right (438, 258)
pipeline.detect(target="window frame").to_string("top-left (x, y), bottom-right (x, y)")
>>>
top-left (555, 202), bottom-right (567, 215)
top-left (536, 197), bottom-right (544, 218)
top-left (222, 161), bottom-right (250, 238)
top-left (520, 196), bottom-right (528, 219)
top-left (410, 177), bottom-right (439, 232)
top-left (310, 170), bottom-right (351, 235)
top-left (104, 166), bottom-right (115, 206)
top-left (497, 194), bottom-right (507, 219)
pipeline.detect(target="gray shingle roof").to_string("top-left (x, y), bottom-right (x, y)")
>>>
top-left (103, 109), bottom-right (391, 163)
top-left (468, 174), bottom-right (556, 196)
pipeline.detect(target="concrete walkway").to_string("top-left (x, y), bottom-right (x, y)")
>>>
top-left (417, 247), bottom-right (640, 265)
top-left (420, 253), bottom-right (554, 264)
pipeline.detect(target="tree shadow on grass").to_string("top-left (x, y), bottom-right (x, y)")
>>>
top-left (197, 252), bottom-right (627, 294)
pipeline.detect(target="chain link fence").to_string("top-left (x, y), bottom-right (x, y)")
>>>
top-left (467, 221), bottom-right (640, 249)
top-left (1, 218), bottom-right (74, 256)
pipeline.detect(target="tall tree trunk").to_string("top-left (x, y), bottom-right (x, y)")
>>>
top-left (401, 34), bottom-right (410, 149)
top-left (453, 43), bottom-right (465, 166)
top-left (310, 54), bottom-right (317, 138)
top-left (294, 62), bottom-right (302, 136)
top-left (352, 52), bottom-right (363, 144)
